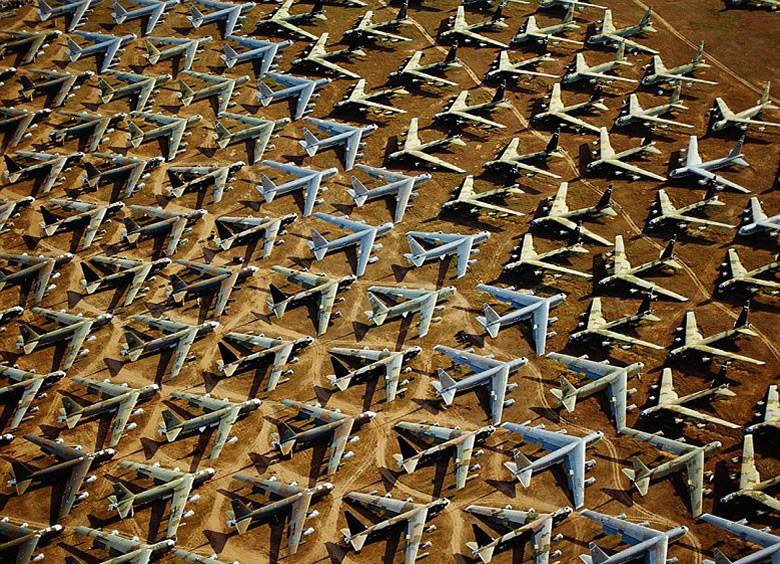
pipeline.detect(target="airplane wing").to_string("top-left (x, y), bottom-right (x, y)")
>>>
top-left (453, 433), bottom-right (476, 490)
top-left (692, 168), bottom-right (750, 194)
top-left (688, 344), bottom-right (765, 366)
top-left (393, 180), bottom-right (414, 223)
top-left (355, 229), bottom-right (378, 277)
top-left (214, 271), bottom-right (238, 315)
top-left (403, 508), bottom-right (428, 564)
top-left (62, 322), bottom-right (92, 369)
top-left (548, 352), bottom-right (617, 380)
top-left (166, 475), bottom-right (193, 537)
top-left (60, 457), bottom-right (92, 518)
top-left (11, 378), bottom-right (44, 428)
top-left (416, 293), bottom-right (436, 338)
top-left (457, 29), bottom-right (507, 49)
top-left (169, 328), bottom-right (198, 378)
top-left (605, 371), bottom-right (627, 430)
top-left (317, 282), bottom-right (338, 335)
top-left (448, 110), bottom-right (504, 129)
top-left (132, 315), bottom-right (189, 334)
top-left (167, 121), bottom-right (187, 161)
top-left (563, 441), bottom-right (585, 509)
top-left (553, 112), bottom-right (601, 134)
top-left (700, 513), bottom-right (780, 548)
top-left (384, 353), bottom-right (403, 402)
top-left (531, 302), bottom-right (550, 356)
top-left (619, 274), bottom-right (687, 301)
top-left (584, 511), bottom-right (659, 545)
top-left (437, 346), bottom-right (502, 372)
top-left (406, 150), bottom-right (465, 174)
top-left (267, 342), bottom-right (294, 390)
top-left (405, 68), bottom-right (457, 88)
top-left (528, 258), bottom-right (590, 278)
top-left (489, 367), bottom-right (508, 425)
top-left (325, 418), bottom-right (355, 475)
top-left (80, 208), bottom-right (106, 249)
top-left (210, 407), bottom-right (240, 459)
top-left (662, 404), bottom-right (740, 429)
top-left (287, 488), bottom-right (314, 553)
top-left (686, 453), bottom-right (704, 516)
top-left (125, 264), bottom-right (153, 305)
top-left (593, 328), bottom-right (663, 350)
top-left (109, 391), bottom-right (141, 446)
top-left (343, 130), bottom-right (363, 170)
top-left (455, 237), bottom-right (473, 279)
top-left (605, 159), bottom-right (666, 182)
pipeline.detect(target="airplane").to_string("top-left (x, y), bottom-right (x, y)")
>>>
top-left (365, 285), bottom-right (455, 338)
top-left (127, 112), bottom-right (203, 161)
top-left (586, 7), bottom-right (657, 53)
top-left (167, 259), bottom-right (257, 316)
top-left (668, 302), bottom-right (765, 365)
top-left (49, 110), bottom-right (124, 153)
top-left (268, 266), bottom-right (355, 335)
top-left (17, 307), bottom-right (113, 370)
top-left (80, 255), bottom-right (169, 306)
top-left (188, 0), bottom-right (255, 37)
top-left (434, 85), bottom-right (510, 129)
top-left (0, 518), bottom-right (62, 564)
top-left (65, 31), bottom-right (135, 74)
top-left (273, 399), bottom-right (375, 475)
top-left (308, 213), bottom-right (393, 277)
top-left (216, 331), bottom-right (313, 389)
top-left (465, 504), bottom-right (571, 564)
top-left (641, 42), bottom-right (718, 87)
top-left (97, 70), bottom-right (171, 112)
top-left (710, 82), bottom-right (780, 133)
top-left (586, 127), bottom-right (665, 181)
top-left (432, 345), bottom-right (527, 424)
top-left (299, 117), bottom-right (376, 171)
top-left (578, 510), bottom-right (688, 564)
top-left (0, 29), bottom-right (61, 65)
top-left (59, 376), bottom-right (159, 447)
top-left (439, 4), bottom-right (510, 49)
top-left (442, 175), bottom-right (524, 218)
top-left (721, 433), bottom-right (780, 512)
top-left (178, 70), bottom-right (250, 115)
top-left (739, 196), bottom-right (780, 236)
top-left (547, 352), bottom-right (642, 430)
top-left (0, 195), bottom-right (34, 232)
top-left (255, 0), bottom-right (326, 42)
top-left (0, 305), bottom-right (22, 328)
top-left (159, 391), bottom-right (261, 459)
top-left (18, 68), bottom-right (92, 108)
top-left (326, 345), bottom-right (421, 402)
top-left (749, 385), bottom-right (780, 433)
top-left (4, 150), bottom-right (84, 194)
top-left (258, 72), bottom-right (331, 120)
top-left (511, 6), bottom-right (582, 46)
top-left (71, 527), bottom-right (175, 563)
top-left (614, 85), bottom-right (694, 129)
top-left (82, 153), bottom-right (163, 199)
top-left (717, 247), bottom-right (780, 295)
top-left (215, 113), bottom-right (288, 164)
top-left (0, 251), bottom-right (73, 304)
top-left (532, 82), bottom-right (608, 134)
top-left (539, 0), bottom-right (606, 10)
top-left (404, 230), bottom-right (490, 278)
top-left (503, 233), bottom-right (592, 279)
top-left (226, 475), bottom-right (332, 553)
top-left (291, 33), bottom-right (364, 80)
top-left (121, 205), bottom-right (207, 256)
top-left (486, 50), bottom-right (559, 83)
top-left (143, 35), bottom-right (212, 71)
top-left (334, 79), bottom-right (408, 115)
top-left (348, 165), bottom-right (430, 223)
top-left (531, 181), bottom-right (615, 245)
top-left (38, 198), bottom-right (124, 251)
top-left (259, 160), bottom-right (337, 216)
top-left (670, 135), bottom-right (751, 193)
top-left (700, 513), bottom-right (780, 564)
top-left (389, 43), bottom-right (461, 89)
top-left (176, 550), bottom-right (240, 564)
top-left (0, 107), bottom-right (50, 149)
top-left (221, 34), bottom-right (291, 76)
top-left (342, 2), bottom-right (411, 44)
top-left (501, 421), bottom-right (602, 509)
top-left (36, 0), bottom-right (101, 32)
top-left (7, 435), bottom-right (115, 520)
top-left (113, 0), bottom-right (179, 34)
top-left (569, 294), bottom-right (662, 350)
top-left (340, 492), bottom-right (449, 563)
top-left (212, 213), bottom-right (296, 259)
top-left (389, 117), bottom-right (466, 173)
top-left (108, 461), bottom-right (215, 538)
top-left (166, 161), bottom-right (245, 203)
top-left (646, 187), bottom-right (733, 231)
top-left (121, 315), bottom-right (219, 379)
top-left (598, 235), bottom-right (688, 301)
top-left (393, 422), bottom-right (494, 491)
top-left (484, 131), bottom-right (563, 180)
top-left (0, 365), bottom-right (64, 429)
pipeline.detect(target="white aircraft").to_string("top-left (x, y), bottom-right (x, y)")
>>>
top-left (614, 85), bottom-right (694, 129)
top-left (717, 247), bottom-right (780, 295)
top-left (308, 212), bottom-right (393, 277)
top-left (670, 135), bottom-right (751, 193)
top-left (586, 127), bottom-right (666, 181)
top-left (404, 230), bottom-right (490, 278)
top-left (721, 433), bottom-right (780, 512)
top-left (739, 197), bottom-right (780, 237)
top-left (483, 131), bottom-right (564, 180)
top-left (291, 32), bottom-right (364, 79)
top-left (65, 31), bottom-right (135, 73)
top-left (349, 164), bottom-right (431, 223)
top-left (334, 79), bottom-right (408, 115)
top-left (511, 6), bottom-right (582, 46)
top-left (113, 0), bottom-right (180, 35)
top-left (259, 160), bottom-right (337, 216)
top-left (39, 198), bottom-right (124, 251)
top-left (72, 527), bottom-right (175, 563)
top-left (342, 2), bottom-right (411, 44)
top-left (390, 44), bottom-right (461, 89)
top-left (256, 0), bottom-right (326, 42)
top-left (213, 112), bottom-right (287, 164)
top-left (257, 72), bottom-right (331, 120)
top-left (532, 82), bottom-right (608, 134)
top-left (485, 50), bottom-right (559, 83)
top-left (434, 85), bottom-right (510, 129)
top-left (0, 196), bottom-right (33, 235)
top-left (586, 7), bottom-right (657, 54)
top-left (143, 36), bottom-right (212, 71)
top-left (562, 43), bottom-right (636, 86)
top-left (569, 294), bottom-right (662, 350)
top-left (0, 365), bottom-right (64, 429)
top-left (747, 385), bottom-right (780, 433)
top-left (709, 81), bottom-right (780, 132)
top-left (365, 285), bottom-right (455, 338)
top-left (299, 117), bottom-right (377, 171)
top-left (539, 0), bottom-right (606, 10)
top-left (166, 161), bottom-right (245, 203)
top-left (217, 331), bottom-right (313, 389)
top-left (531, 181), bottom-right (615, 245)
top-left (327, 346), bottom-right (421, 402)
top-left (439, 4), bottom-right (510, 49)
top-left (503, 233), bottom-right (592, 279)
top-left (177, 70), bottom-right (249, 115)
top-left (700, 513), bottom-right (780, 564)
top-left (80, 255), bottom-right (169, 307)
top-left (389, 117), bottom-right (467, 173)
top-left (121, 205), bottom-right (207, 257)
top-left (188, 0), bottom-right (255, 37)
top-left (641, 42), bottom-right (717, 87)
top-left (442, 175), bottom-right (525, 217)
top-left (646, 188), bottom-right (734, 231)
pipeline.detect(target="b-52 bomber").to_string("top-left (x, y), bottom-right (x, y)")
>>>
top-left (72, 526), bottom-right (175, 563)
top-left (258, 72), bottom-right (331, 120)
top-left (434, 85), bottom-right (510, 129)
top-left (511, 6), bottom-right (582, 46)
top-left (121, 205), bottom-right (207, 257)
top-left (717, 247), bottom-right (780, 295)
top-left (389, 43), bottom-right (461, 89)
top-left (700, 513), bottom-right (780, 564)
top-left (4, 150), bottom-right (84, 194)
top-left (178, 70), bottom-right (249, 115)
top-left (569, 294), bottom-right (662, 350)
top-left (144, 35), bottom-right (212, 71)
top-left (80, 255), bottom-right (170, 306)
top-left (342, 2), bottom-right (411, 45)
top-left (127, 112), bottom-right (203, 161)
top-left (404, 230), bottom-right (490, 279)
top-left (0, 518), bottom-right (61, 564)
top-left (721, 433), bottom-right (780, 512)
top-left (349, 164), bottom-right (431, 223)
top-left (113, 0), bottom-right (180, 35)
top-left (221, 35), bottom-right (291, 76)
top-left (0, 251), bottom-right (73, 304)
top-left (0, 29), bottom-right (61, 65)
top-left (39, 198), bottom-right (124, 251)
top-left (531, 181), bottom-right (615, 245)
top-left (18, 68), bottom-right (92, 108)
top-left (211, 213), bottom-right (297, 259)
top-left (442, 175), bottom-right (524, 217)
top-left (334, 79), bottom-right (408, 115)
top-left (327, 345), bottom-right (421, 402)
top-left (563, 44), bottom-right (636, 87)
top-left (532, 83), bottom-right (608, 134)
top-left (484, 131), bottom-right (563, 180)
top-left (709, 81), bottom-right (780, 133)
top-left (539, 0), bottom-right (606, 10)
top-left (308, 213), bottom-right (392, 278)
top-left (167, 259), bottom-right (257, 317)
top-left (291, 33), bottom-right (364, 80)
top-left (166, 161), bottom-right (244, 203)
top-left (389, 117), bottom-right (467, 173)
top-left (37, 0), bottom-right (101, 32)
top-left (215, 113), bottom-right (288, 164)
top-left (0, 365), bottom-right (64, 429)
top-left (0, 108), bottom-right (50, 149)
top-left (299, 117), bottom-right (376, 171)
top-left (586, 127), bottom-right (665, 181)
top-left (641, 42), bottom-right (717, 87)
top-left (503, 233), bottom-right (591, 279)
top-left (670, 135), bottom-right (751, 193)
top-left (646, 188), bottom-right (734, 231)
top-left (614, 85), bottom-right (693, 129)
top-left (97, 70), bottom-right (171, 112)
top-left (256, 0), bottom-right (326, 42)
top-left (485, 50), bottom-right (559, 83)
top-left (0, 196), bottom-right (34, 232)
top-left (217, 331), bottom-right (313, 389)
top-left (49, 110), bottom-right (124, 153)
top-left (65, 31), bottom-right (136, 74)
top-left (188, 0), bottom-right (255, 37)
top-left (365, 285), bottom-right (455, 338)
top-left (439, 4), bottom-right (510, 49)
top-left (586, 7), bottom-right (657, 54)
top-left (739, 197), bottom-right (780, 237)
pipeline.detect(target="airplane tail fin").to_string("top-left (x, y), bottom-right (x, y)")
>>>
top-left (467, 524), bottom-right (495, 562)
top-left (327, 356), bottom-right (352, 390)
top-left (621, 456), bottom-right (651, 495)
top-left (758, 81), bottom-right (777, 109)
top-left (60, 396), bottom-right (84, 429)
top-left (19, 324), bottom-right (41, 354)
top-left (311, 0), bottom-right (324, 14)
top-left (309, 228), bottom-right (329, 261)
top-left (444, 41), bottom-right (458, 64)
top-left (109, 482), bottom-right (136, 518)
top-left (727, 134), bottom-right (748, 166)
top-left (365, 292), bottom-right (389, 325)
top-left (614, 41), bottom-right (626, 63)
top-left (229, 499), bottom-right (253, 534)
top-left (595, 184), bottom-right (613, 212)
top-left (258, 173), bottom-right (278, 203)
top-left (660, 234), bottom-right (676, 261)
top-left (562, 3), bottom-right (575, 24)
top-left (122, 327), bottom-right (146, 361)
top-left (586, 543), bottom-right (610, 564)
top-left (82, 161), bottom-right (103, 187)
top-left (97, 78), bottom-right (115, 104)
top-left (268, 284), bottom-right (289, 317)
top-left (112, 0), bottom-right (129, 23)
top-left (397, 0), bottom-right (408, 21)
top-left (222, 43), bottom-right (239, 68)
top-left (127, 120), bottom-right (145, 147)
top-left (3, 154), bottom-right (21, 178)
top-left (692, 41), bottom-right (705, 65)
top-left (712, 549), bottom-right (734, 564)
top-left (144, 39), bottom-right (162, 64)
top-left (217, 341), bottom-right (239, 375)
top-left (178, 79), bottom-right (195, 105)
top-left (257, 80), bottom-right (275, 106)
top-left (169, 274), bottom-right (188, 303)
top-left (504, 448), bottom-right (533, 487)
top-left (637, 291), bottom-right (655, 317)
top-left (639, 7), bottom-right (653, 28)
top-left (432, 368), bottom-right (457, 405)
top-left (161, 410), bottom-right (183, 441)
top-left (491, 81), bottom-right (506, 104)
top-left (121, 217), bottom-right (142, 244)
top-left (670, 83), bottom-right (682, 104)
top-left (80, 261), bottom-right (102, 293)
top-left (65, 37), bottom-right (82, 62)
top-left (275, 421), bottom-right (297, 455)
top-left (348, 177), bottom-right (370, 206)
top-left (545, 128), bottom-right (560, 154)
top-left (300, 128), bottom-right (320, 157)
top-left (491, 0), bottom-right (505, 22)
top-left (40, 206), bottom-right (60, 236)
top-left (342, 511), bottom-right (368, 550)
top-left (37, 0), bottom-right (54, 19)
top-left (188, 3), bottom-right (205, 27)
top-left (403, 236), bottom-right (427, 267)
top-left (476, 304), bottom-right (501, 338)
top-left (550, 375), bottom-right (578, 412)
top-left (735, 300), bottom-right (752, 330)
top-left (393, 436), bottom-right (419, 473)
top-left (9, 460), bottom-right (35, 494)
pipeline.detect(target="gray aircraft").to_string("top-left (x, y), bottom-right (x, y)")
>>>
top-left (439, 4), bottom-right (510, 49)
top-left (37, 0), bottom-right (100, 31)
top-left (389, 43), bottom-right (461, 89)
top-left (144, 35), bottom-right (212, 70)
top-left (166, 161), bottom-right (244, 203)
top-left (484, 131), bottom-right (563, 180)
top-left (258, 72), bottom-right (330, 120)
top-left (18, 68), bottom-right (92, 108)
top-left (39, 198), bottom-right (124, 251)
top-left (739, 197), bottom-right (780, 237)
top-left (728, 0), bottom-right (779, 7)
top-left (646, 187), bottom-right (733, 231)
top-left (308, 213), bottom-right (393, 277)
top-left (434, 85), bottom-right (510, 129)
top-left (700, 513), bottom-right (780, 564)
top-left (127, 112), bottom-right (203, 161)
top-left (178, 70), bottom-right (249, 114)
top-left (670, 135), bottom-right (751, 193)
top-left (256, 0), bottom-right (326, 41)
top-left (365, 285), bottom-right (455, 338)
top-left (486, 50), bottom-right (559, 83)
top-left (710, 82), bottom-right (780, 132)
top-left (501, 422), bottom-right (602, 509)
top-left (620, 426), bottom-right (721, 516)
top-left (113, 0), bottom-right (179, 34)
top-left (586, 127), bottom-right (665, 181)
top-left (512, 6), bottom-right (581, 46)
top-left (718, 247), bottom-right (780, 295)
top-left (188, 0), bottom-right (254, 36)
top-left (389, 117), bottom-right (466, 173)
top-left (273, 399), bottom-right (375, 475)
top-left (268, 266), bottom-right (355, 335)
top-left (562, 44), bottom-right (635, 86)
top-left (65, 31), bottom-right (135, 74)
top-left (750, 386), bottom-right (780, 433)
top-left (80, 255), bottom-right (170, 306)
top-left (532, 82), bottom-right (608, 134)
top-left (259, 160), bottom-right (337, 217)
top-left (0, 108), bottom-right (50, 149)
top-left (722, 433), bottom-right (780, 511)
top-left (0, 365), bottom-right (64, 429)
top-left (222, 34), bottom-right (291, 76)
top-left (334, 79), bottom-right (408, 115)
top-left (212, 213), bottom-right (296, 258)
top-left (570, 294), bottom-right (662, 350)
top-left (668, 303), bottom-right (765, 365)
top-left (349, 164), bottom-right (431, 223)
top-left (0, 306), bottom-right (22, 330)
top-left (160, 391), bottom-right (261, 459)
top-left (59, 376), bottom-right (159, 447)
top-left (97, 70), bottom-right (171, 112)
top-left (615, 85), bottom-right (693, 129)
top-left (404, 230), bottom-right (490, 279)
top-left (121, 315), bottom-right (219, 379)
top-left (168, 259), bottom-right (257, 316)
top-left (327, 345), bottom-right (421, 402)
top-left (4, 150), bottom-right (84, 194)
top-left (393, 422), bottom-right (494, 491)
top-left (109, 461), bottom-right (214, 538)
top-left (176, 549), bottom-right (239, 564)
top-left (0, 29), bottom-right (60, 64)
top-left (442, 175), bottom-right (524, 217)
top-left (503, 233), bottom-right (592, 279)
top-left (343, 2), bottom-right (410, 44)
top-left (299, 117), bottom-right (376, 171)
top-left (586, 7), bottom-right (657, 53)
top-left (433, 345), bottom-right (527, 424)
top-left (121, 205), bottom-right (207, 256)
top-left (226, 476), bottom-right (332, 553)
top-left (215, 113), bottom-right (288, 164)
top-left (0, 251), bottom-right (73, 304)
top-left (539, 0), bottom-right (605, 10)
top-left (71, 527), bottom-right (174, 563)
top-left (341, 492), bottom-right (449, 564)
top-left (0, 196), bottom-right (34, 232)
top-left (641, 42), bottom-right (717, 87)
top-left (531, 181), bottom-right (615, 245)
top-left (291, 33), bottom-right (363, 80)
top-left (49, 110), bottom-right (125, 153)
top-left (0, 519), bottom-right (61, 564)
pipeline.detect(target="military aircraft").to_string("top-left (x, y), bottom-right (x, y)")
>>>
top-left (0, 305), bottom-right (22, 329)
top-left (710, 82), bottom-right (780, 133)
top-left (109, 461), bottom-right (214, 538)
top-left (176, 549), bottom-right (239, 564)
top-left (39, 198), bottom-right (124, 251)
top-left (72, 527), bottom-right (175, 563)
top-left (258, 72), bottom-right (331, 120)
top-left (728, 0), bottom-right (779, 7)
top-left (217, 331), bottom-right (313, 389)
top-left (215, 113), bottom-right (288, 164)
top-left (222, 34), bottom-right (291, 76)
top-left (749, 385), bottom-right (780, 433)
top-left (299, 117), bottom-right (376, 171)
top-left (166, 161), bottom-right (244, 203)
top-left (36, 0), bottom-right (101, 32)
top-left (65, 31), bottom-right (135, 74)
top-left (121, 205), bottom-right (207, 256)
top-left (341, 492), bottom-right (449, 564)
top-left (178, 70), bottom-right (249, 115)
top-left (334, 79), bottom-right (408, 115)
top-left (484, 131), bottom-right (563, 180)
top-left (548, 352), bottom-right (642, 429)
top-left (112, 0), bottom-right (179, 35)
top-left (0, 29), bottom-right (60, 64)
top-left (539, 0), bottom-right (605, 10)
top-left (501, 422), bottom-right (602, 508)
top-left (0, 251), bottom-right (73, 304)
top-left (4, 150), bottom-right (84, 194)
top-left (404, 230), bottom-right (490, 279)
top-left (439, 4), bottom-right (510, 49)
top-left (389, 43), bottom-right (461, 89)
top-left (586, 128), bottom-right (665, 181)
top-left (718, 247), bottom-right (780, 295)
top-left (59, 377), bottom-right (159, 447)
top-left (349, 165), bottom-right (430, 223)
top-left (268, 266), bottom-right (355, 335)
top-left (97, 70), bottom-right (171, 112)
top-left (49, 110), bottom-right (124, 153)
top-left (17, 307), bottom-right (113, 370)
top-left (432, 345), bottom-right (526, 424)
top-left (503, 233), bottom-right (592, 279)
top-left (569, 294), bottom-right (662, 350)
top-left (127, 112), bottom-right (203, 161)
top-left (259, 160), bottom-right (337, 217)
top-left (486, 50), bottom-right (559, 83)
top-left (0, 365), bottom-right (64, 429)
top-left (531, 181), bottom-right (615, 245)
top-left (646, 188), bottom-right (733, 231)
top-left (188, 0), bottom-right (254, 36)
top-left (641, 42), bottom-right (718, 87)
top-left (273, 399), bottom-right (375, 475)
top-left (226, 475), bottom-right (332, 553)
top-left (0, 518), bottom-right (61, 564)
top-left (212, 213), bottom-right (297, 258)
top-left (586, 7), bottom-right (657, 53)
top-left (511, 6), bottom-right (582, 46)
top-left (739, 197), bottom-right (780, 237)
top-left (578, 510), bottom-right (688, 564)
top-left (256, 0), bottom-right (326, 41)
top-left (327, 345), bottom-right (421, 402)
top-left (599, 235), bottom-right (687, 301)
top-left (80, 255), bottom-right (170, 306)
top-left (615, 85), bottom-right (693, 129)
top-left (291, 33), bottom-right (364, 80)
top-left (389, 117), bottom-right (467, 173)
top-left (7, 435), bottom-right (115, 520)
top-left (365, 285), bottom-right (455, 338)
top-left (0, 196), bottom-right (34, 232)
top-left (308, 213), bottom-right (392, 277)
top-left (82, 153), bottom-right (163, 199)
top-left (700, 513), bottom-right (780, 564)
top-left (668, 302), bottom-right (765, 365)
top-left (562, 44), bottom-right (636, 86)
top-left (393, 422), bottom-right (494, 491)
top-left (0, 108), bottom-right (50, 149)
top-left (121, 315), bottom-right (219, 379)
top-left (342, 2), bottom-right (410, 44)
top-left (670, 135), bottom-right (751, 193)
top-left (167, 259), bottom-right (257, 316)
top-left (18, 68), bottom-right (92, 107)
top-left (442, 175), bottom-right (525, 217)
top-left (532, 82), bottom-right (608, 134)
top-left (722, 433), bottom-right (780, 511)
top-left (159, 391), bottom-right (261, 459)
top-left (144, 35), bottom-right (212, 71)
top-left (434, 85), bottom-right (510, 129)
